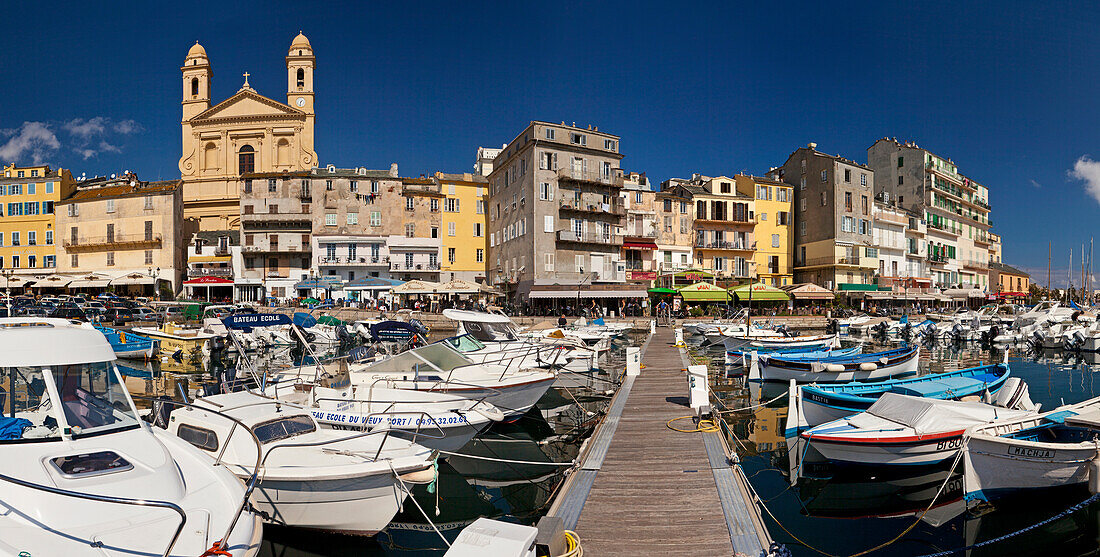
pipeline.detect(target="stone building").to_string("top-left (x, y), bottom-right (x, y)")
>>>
top-left (654, 187), bottom-right (696, 274)
top-left (178, 34), bottom-right (318, 232)
top-left (237, 171), bottom-right (313, 301)
top-left (777, 143), bottom-right (878, 290)
top-left (487, 121), bottom-right (626, 302)
top-left (620, 172), bottom-right (659, 285)
top-left (662, 175), bottom-right (756, 283)
top-left (56, 173), bottom-right (184, 295)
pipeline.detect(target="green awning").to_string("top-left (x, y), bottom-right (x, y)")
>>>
top-left (316, 315), bottom-right (344, 326)
top-left (837, 283), bottom-right (878, 292)
top-left (648, 287), bottom-right (677, 294)
top-left (730, 283), bottom-right (790, 302)
top-left (677, 282), bottom-right (730, 302)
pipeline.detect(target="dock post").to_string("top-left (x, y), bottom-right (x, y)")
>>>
top-left (626, 347), bottom-right (641, 376)
top-left (674, 327), bottom-right (685, 346)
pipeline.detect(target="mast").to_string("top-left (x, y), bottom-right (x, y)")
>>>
top-left (1048, 242), bottom-right (1052, 295)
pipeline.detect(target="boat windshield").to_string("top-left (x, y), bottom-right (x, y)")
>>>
top-left (0, 362), bottom-right (138, 442)
top-left (444, 335), bottom-right (487, 353)
top-left (253, 414), bottom-right (316, 444)
top-left (364, 343), bottom-right (474, 375)
top-left (463, 321), bottom-right (518, 342)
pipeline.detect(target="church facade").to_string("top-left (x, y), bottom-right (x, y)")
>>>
top-left (178, 33), bottom-right (318, 232)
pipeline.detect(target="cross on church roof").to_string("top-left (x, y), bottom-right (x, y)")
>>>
top-left (242, 71), bottom-right (251, 88)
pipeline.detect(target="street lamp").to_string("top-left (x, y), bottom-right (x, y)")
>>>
top-left (2, 269), bottom-right (13, 315)
top-left (148, 266), bottom-right (160, 301)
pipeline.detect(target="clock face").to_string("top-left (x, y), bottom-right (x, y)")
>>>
top-left (296, 97), bottom-right (306, 107)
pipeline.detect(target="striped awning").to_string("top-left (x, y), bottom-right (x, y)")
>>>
top-left (528, 289), bottom-right (648, 299)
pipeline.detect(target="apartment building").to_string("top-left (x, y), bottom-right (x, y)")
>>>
top-left (736, 174), bottom-right (793, 287)
top-left (56, 174), bottom-right (184, 295)
top-left (867, 138), bottom-right (994, 291)
top-left (237, 171), bottom-right (314, 300)
top-left (654, 188), bottom-right (695, 274)
top-left (989, 262), bottom-right (1029, 295)
top-left (663, 175), bottom-right (756, 283)
top-left (778, 143), bottom-right (878, 290)
top-left (391, 176), bottom-right (444, 282)
top-left (307, 165), bottom-right (403, 285)
top-left (435, 172), bottom-right (489, 283)
top-left (620, 172), bottom-right (659, 284)
top-left (0, 164), bottom-right (74, 275)
top-left (475, 146), bottom-right (503, 177)
top-left (487, 121), bottom-right (626, 301)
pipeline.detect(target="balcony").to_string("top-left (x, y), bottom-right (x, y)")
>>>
top-left (187, 266), bottom-right (233, 278)
top-left (402, 183), bottom-right (442, 196)
top-left (928, 253), bottom-right (951, 264)
top-left (556, 230), bottom-right (623, 245)
top-left (391, 262), bottom-right (441, 272)
top-left (241, 244), bottom-right (310, 253)
top-left (797, 255), bottom-right (864, 268)
top-left (558, 198), bottom-right (626, 216)
top-left (319, 256), bottom-right (389, 266)
top-left (974, 234), bottom-right (993, 246)
top-left (64, 233), bottom-right (162, 253)
top-left (556, 168), bottom-right (624, 188)
top-left (963, 259), bottom-right (989, 271)
top-left (927, 220), bottom-right (961, 236)
top-left (925, 162), bottom-right (967, 186)
top-left (694, 215), bottom-right (754, 226)
top-left (694, 240), bottom-right (753, 251)
top-left (298, 189), bottom-right (312, 202)
top-left (240, 212), bottom-right (311, 225)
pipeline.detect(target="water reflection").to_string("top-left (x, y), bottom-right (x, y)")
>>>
top-left (700, 340), bottom-right (1100, 556)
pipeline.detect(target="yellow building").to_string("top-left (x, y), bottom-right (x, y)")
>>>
top-left (434, 172), bottom-right (489, 283)
top-left (0, 163), bottom-right (74, 275)
top-left (736, 174), bottom-right (793, 287)
top-left (663, 175), bottom-right (756, 283)
top-left (178, 34), bottom-right (318, 233)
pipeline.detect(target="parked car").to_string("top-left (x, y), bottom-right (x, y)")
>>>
top-left (51, 307), bottom-right (87, 321)
top-left (135, 297), bottom-right (150, 305)
top-left (103, 308), bottom-right (134, 325)
top-left (83, 300), bottom-right (106, 311)
top-left (132, 307), bottom-right (158, 321)
top-left (20, 307), bottom-right (50, 318)
top-left (83, 307), bottom-right (105, 322)
top-left (160, 306), bottom-right (185, 321)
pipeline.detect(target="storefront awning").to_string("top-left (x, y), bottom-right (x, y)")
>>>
top-left (188, 255), bottom-right (232, 263)
top-left (676, 281), bottom-right (730, 302)
top-left (529, 289), bottom-right (648, 299)
top-left (837, 283), bottom-right (878, 292)
top-left (112, 274), bottom-right (155, 286)
top-left (623, 240), bottom-right (657, 250)
top-left (68, 276), bottom-right (109, 288)
top-left (184, 276), bottom-right (233, 285)
top-left (782, 283), bottom-right (835, 300)
top-left (731, 282), bottom-right (790, 302)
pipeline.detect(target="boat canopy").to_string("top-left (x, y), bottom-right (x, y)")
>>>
top-left (361, 343), bottom-right (474, 375)
top-left (852, 393), bottom-right (1029, 435)
top-left (442, 309), bottom-right (512, 324)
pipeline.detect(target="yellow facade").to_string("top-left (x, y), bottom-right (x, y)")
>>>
top-left (0, 164), bottom-right (74, 274)
top-left (179, 34), bottom-right (318, 233)
top-left (436, 172), bottom-right (489, 283)
top-left (736, 175), bottom-right (793, 287)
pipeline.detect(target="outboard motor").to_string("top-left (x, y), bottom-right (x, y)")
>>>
top-left (872, 321), bottom-right (889, 339)
top-left (336, 323), bottom-right (352, 344)
top-left (1065, 330), bottom-right (1086, 352)
top-left (825, 319), bottom-right (839, 335)
top-left (947, 322), bottom-right (965, 343)
top-left (409, 318), bottom-right (430, 336)
top-left (210, 336), bottom-right (226, 353)
top-left (991, 377), bottom-right (1040, 412)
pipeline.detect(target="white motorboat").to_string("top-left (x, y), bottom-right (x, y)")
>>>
top-left (167, 390), bottom-right (435, 535)
top-left (347, 342), bottom-right (557, 419)
top-left (723, 332), bottom-right (838, 352)
top-left (443, 309), bottom-right (599, 372)
top-left (748, 345), bottom-right (920, 383)
top-left (963, 394), bottom-right (1100, 503)
top-left (442, 333), bottom-right (573, 374)
top-left (266, 378), bottom-right (504, 452)
top-left (801, 391), bottom-right (1038, 466)
top-left (0, 318), bottom-right (262, 556)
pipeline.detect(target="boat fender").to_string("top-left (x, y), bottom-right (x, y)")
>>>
top-left (400, 466), bottom-right (437, 485)
top-left (859, 362), bottom-right (878, 371)
top-left (824, 363), bottom-right (846, 373)
top-left (879, 357), bottom-right (890, 365)
top-left (475, 405), bottom-right (506, 422)
top-left (1090, 450), bottom-right (1100, 495)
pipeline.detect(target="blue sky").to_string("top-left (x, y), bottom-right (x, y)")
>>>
top-left (1, 2), bottom-right (1097, 284)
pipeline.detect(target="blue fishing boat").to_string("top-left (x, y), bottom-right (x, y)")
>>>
top-left (748, 345), bottom-right (921, 383)
top-left (726, 344), bottom-right (862, 366)
top-left (788, 358), bottom-right (1011, 434)
top-left (93, 325), bottom-right (158, 359)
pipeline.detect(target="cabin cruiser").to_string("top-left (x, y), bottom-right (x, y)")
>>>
top-left (0, 318), bottom-right (261, 556)
top-left (443, 309), bottom-right (600, 372)
top-left (346, 342), bottom-right (556, 419)
top-left (164, 390), bottom-right (435, 535)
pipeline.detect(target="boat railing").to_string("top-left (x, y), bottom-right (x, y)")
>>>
top-left (363, 375), bottom-right (503, 407)
top-left (134, 392), bottom-right (264, 552)
top-left (0, 471), bottom-right (187, 557)
top-left (259, 408), bottom-right (445, 463)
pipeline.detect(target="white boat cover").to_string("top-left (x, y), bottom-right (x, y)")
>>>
top-left (442, 309), bottom-right (512, 324)
top-left (848, 393), bottom-right (1031, 435)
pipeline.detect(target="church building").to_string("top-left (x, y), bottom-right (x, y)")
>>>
top-left (178, 33), bottom-right (318, 232)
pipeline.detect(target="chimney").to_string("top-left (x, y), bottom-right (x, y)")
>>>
top-left (389, 162), bottom-right (398, 177)
top-left (808, 142), bottom-right (817, 150)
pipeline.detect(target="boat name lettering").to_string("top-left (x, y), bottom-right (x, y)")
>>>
top-left (1008, 446), bottom-right (1056, 459)
top-left (935, 438), bottom-right (963, 451)
top-left (807, 393), bottom-right (829, 405)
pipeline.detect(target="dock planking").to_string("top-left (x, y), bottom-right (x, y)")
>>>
top-left (565, 327), bottom-right (769, 556)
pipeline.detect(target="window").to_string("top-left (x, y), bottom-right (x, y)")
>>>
top-left (844, 168), bottom-right (851, 183)
top-left (431, 226), bottom-right (439, 239)
top-left (540, 152), bottom-right (556, 170)
top-left (430, 198), bottom-right (439, 212)
top-left (473, 222), bottom-right (483, 237)
top-left (720, 182), bottom-right (731, 193)
top-left (238, 145), bottom-right (255, 174)
top-left (10, 255), bottom-right (17, 268)
top-left (570, 133), bottom-right (586, 146)
top-left (605, 139), bottom-right (616, 151)
top-left (24, 202), bottom-right (37, 215)
top-left (405, 223), bottom-right (415, 238)
top-left (347, 212), bottom-right (358, 225)
top-left (476, 199), bottom-right (485, 214)
top-left (8, 203), bottom-right (19, 216)
top-left (844, 192), bottom-right (852, 211)
top-left (663, 199), bottom-right (673, 212)
top-left (476, 248), bottom-right (484, 263)
top-left (0, 232), bottom-right (4, 246)
top-left (544, 253), bottom-right (554, 271)
top-left (540, 183), bottom-right (552, 201)
top-left (821, 192), bottom-right (827, 206)
top-left (445, 198), bottom-right (459, 212)
top-left (145, 250), bottom-right (154, 265)
top-left (448, 222), bottom-right (456, 236)
top-left (350, 180), bottom-right (358, 192)
top-left (861, 195), bottom-right (869, 215)
top-left (325, 213), bottom-right (336, 226)
top-left (27, 231), bottom-right (35, 246)
top-left (144, 195), bottom-right (153, 209)
top-left (601, 161), bottom-right (612, 179)
top-left (898, 175), bottom-right (904, 185)
top-left (405, 197), bottom-right (414, 211)
top-left (144, 220), bottom-right (153, 241)
top-left (371, 180), bottom-right (379, 193)
top-left (325, 180), bottom-right (333, 191)
top-left (860, 219), bottom-right (869, 235)
top-left (544, 215), bottom-right (554, 233)
top-left (370, 211), bottom-right (381, 226)
top-left (800, 198), bottom-right (806, 211)
top-left (10, 231), bottom-right (18, 246)
top-left (267, 179), bottom-right (277, 193)
top-left (45, 182), bottom-right (54, 194)
top-left (44, 255), bottom-right (54, 268)
top-left (27, 183), bottom-right (34, 195)
top-left (70, 254), bottom-right (78, 267)
top-left (759, 213), bottom-right (767, 221)
top-left (772, 234), bottom-right (780, 248)
top-left (43, 201), bottom-right (53, 214)
top-left (448, 247), bottom-right (456, 263)
top-left (898, 156), bottom-right (904, 168)
top-left (106, 252), bottom-right (114, 266)
top-left (106, 199), bottom-right (115, 213)
top-left (820, 169), bottom-right (827, 183)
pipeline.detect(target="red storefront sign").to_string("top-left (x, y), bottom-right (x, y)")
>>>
top-left (628, 271), bottom-right (658, 281)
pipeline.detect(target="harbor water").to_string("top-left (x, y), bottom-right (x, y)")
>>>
top-left (696, 336), bottom-right (1100, 557)
top-left (116, 331), bottom-right (645, 556)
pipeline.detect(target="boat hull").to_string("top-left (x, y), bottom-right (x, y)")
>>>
top-left (805, 431), bottom-right (964, 466)
top-left (246, 472), bottom-right (408, 535)
top-left (757, 352), bottom-right (919, 383)
top-left (309, 408), bottom-right (489, 452)
top-left (963, 435), bottom-right (1094, 502)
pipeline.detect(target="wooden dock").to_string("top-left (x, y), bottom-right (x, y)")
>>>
top-left (549, 327), bottom-right (771, 556)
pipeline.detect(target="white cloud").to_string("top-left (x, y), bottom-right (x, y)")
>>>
top-left (1069, 155), bottom-right (1100, 205)
top-left (98, 141), bottom-right (121, 154)
top-left (113, 119), bottom-right (142, 134)
top-left (1029, 179), bottom-right (1042, 189)
top-left (63, 117), bottom-right (108, 139)
top-left (0, 122), bottom-right (60, 164)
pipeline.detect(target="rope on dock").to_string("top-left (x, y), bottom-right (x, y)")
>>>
top-left (667, 416), bottom-right (721, 433)
top-left (436, 449), bottom-right (577, 466)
